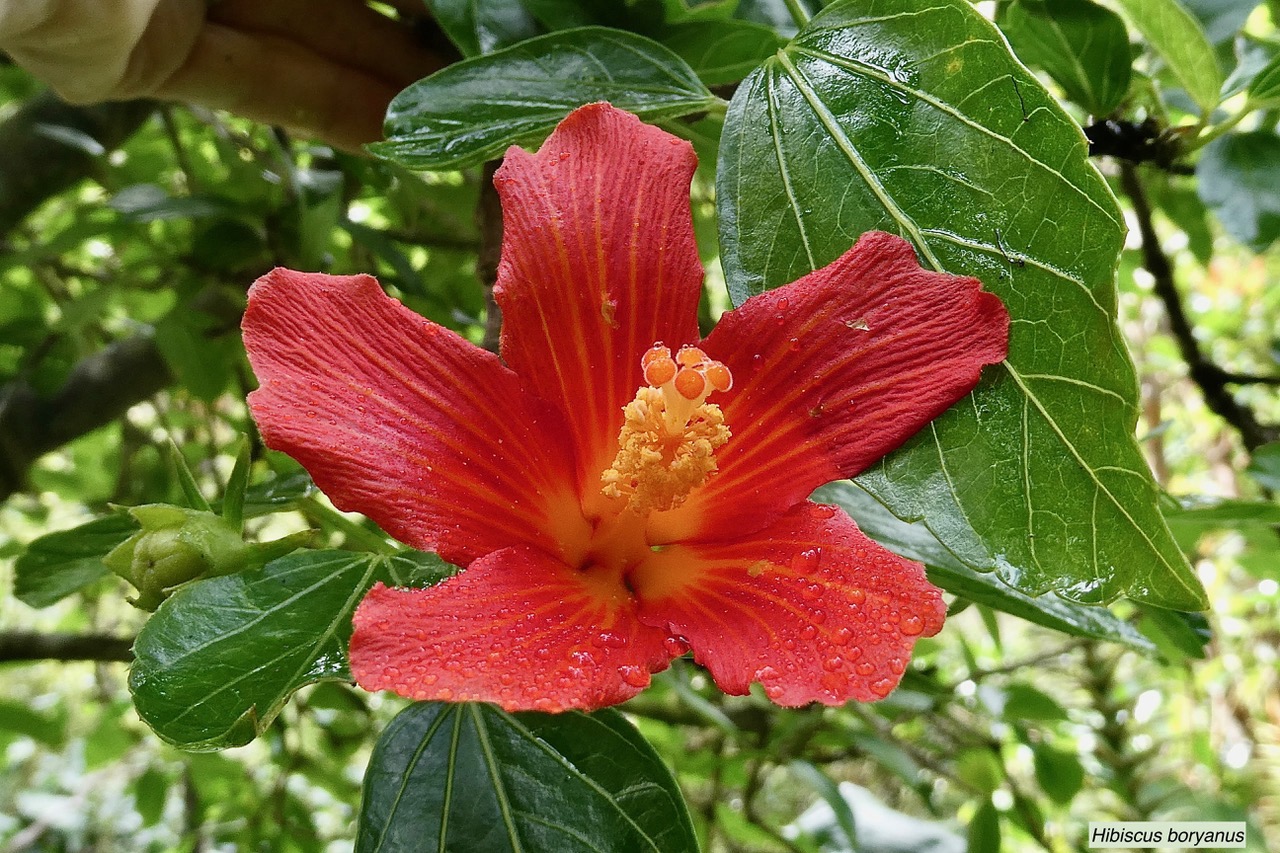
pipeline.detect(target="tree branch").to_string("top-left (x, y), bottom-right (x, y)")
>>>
top-left (0, 631), bottom-right (133, 663)
top-left (0, 90), bottom-right (155, 239)
top-left (1119, 163), bottom-right (1279, 451)
top-left (0, 334), bottom-right (172, 501)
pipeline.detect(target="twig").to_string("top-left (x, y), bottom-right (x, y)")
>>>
top-left (475, 160), bottom-right (504, 354)
top-left (1118, 163), bottom-right (1278, 451)
top-left (0, 631), bottom-right (133, 663)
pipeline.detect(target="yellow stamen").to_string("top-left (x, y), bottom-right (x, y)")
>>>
top-left (601, 343), bottom-right (733, 514)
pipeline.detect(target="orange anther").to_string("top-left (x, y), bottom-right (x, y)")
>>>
top-left (705, 363), bottom-right (733, 392)
top-left (674, 367), bottom-right (705, 400)
top-left (642, 344), bottom-right (671, 368)
top-left (644, 357), bottom-right (676, 387)
top-left (676, 346), bottom-right (707, 367)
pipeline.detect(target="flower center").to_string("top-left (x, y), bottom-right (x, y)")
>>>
top-left (600, 343), bottom-right (732, 515)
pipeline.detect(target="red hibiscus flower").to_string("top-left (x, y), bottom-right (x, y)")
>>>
top-left (242, 103), bottom-right (1008, 712)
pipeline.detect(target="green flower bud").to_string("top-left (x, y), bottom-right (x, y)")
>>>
top-left (105, 505), bottom-right (254, 610)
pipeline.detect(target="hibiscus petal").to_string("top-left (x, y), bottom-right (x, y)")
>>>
top-left (634, 501), bottom-right (945, 706)
top-left (350, 546), bottom-right (674, 712)
top-left (243, 269), bottom-right (586, 565)
top-left (493, 103), bottom-right (704, 484)
top-left (666, 230), bottom-right (1009, 541)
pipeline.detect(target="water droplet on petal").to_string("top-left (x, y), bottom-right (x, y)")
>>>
top-left (811, 504), bottom-right (836, 519)
top-left (848, 588), bottom-right (866, 605)
top-left (594, 631), bottom-right (627, 649)
top-left (901, 614), bottom-right (925, 636)
top-left (822, 655), bottom-right (843, 672)
top-left (664, 636), bottom-right (691, 657)
top-left (799, 625), bottom-right (818, 641)
top-left (778, 297), bottom-right (791, 310)
top-left (833, 627), bottom-right (854, 646)
top-left (888, 657), bottom-right (906, 674)
top-left (618, 665), bottom-right (649, 688)
top-left (791, 548), bottom-right (822, 575)
top-left (870, 678), bottom-right (895, 698)
top-left (855, 661), bottom-right (876, 677)
top-left (801, 582), bottom-right (824, 602)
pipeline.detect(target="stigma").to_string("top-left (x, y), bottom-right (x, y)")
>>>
top-left (601, 344), bottom-right (733, 514)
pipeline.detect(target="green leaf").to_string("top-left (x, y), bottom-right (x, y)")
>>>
top-left (372, 27), bottom-right (721, 171)
top-left (1247, 53), bottom-right (1280, 107)
top-left (129, 550), bottom-right (453, 750)
top-left (966, 799), bottom-right (1002, 853)
top-left (1136, 604), bottom-right (1211, 662)
top-left (1032, 742), bottom-right (1084, 804)
top-left (815, 482), bottom-right (1156, 652)
top-left (424, 0), bottom-right (542, 57)
top-left (1100, 0), bottom-right (1223, 111)
top-left (1001, 0), bottom-right (1132, 116)
top-left (168, 439), bottom-right (212, 512)
top-left (14, 514), bottom-right (135, 608)
top-left (791, 760), bottom-right (857, 849)
top-left (1002, 683), bottom-right (1069, 721)
top-left (0, 699), bottom-right (66, 747)
top-left (221, 438), bottom-right (251, 531)
top-left (1198, 131), bottom-right (1280, 252)
top-left (956, 749), bottom-right (1004, 795)
top-left (1163, 498), bottom-right (1280, 553)
top-left (719, 0), bottom-right (1205, 610)
top-left (1246, 442), bottom-right (1280, 490)
top-left (133, 768), bottom-right (169, 826)
top-left (357, 702), bottom-right (698, 853)
top-left (108, 184), bottom-right (232, 222)
top-left (662, 20), bottom-right (786, 87)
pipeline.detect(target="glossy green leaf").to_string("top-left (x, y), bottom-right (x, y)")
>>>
top-left (1199, 131), bottom-right (1280, 253)
top-left (814, 484), bottom-right (1156, 653)
top-left (372, 27), bottom-right (721, 171)
top-left (424, 0), bottom-right (542, 57)
top-left (357, 702), bottom-right (698, 853)
top-left (129, 550), bottom-right (452, 750)
top-left (13, 514), bottom-right (135, 608)
top-left (1101, 0), bottom-right (1223, 110)
top-left (662, 20), bottom-right (786, 86)
top-left (719, 0), bottom-right (1205, 610)
top-left (1002, 0), bottom-right (1132, 116)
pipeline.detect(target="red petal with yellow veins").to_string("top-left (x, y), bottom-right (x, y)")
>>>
top-left (669, 231), bottom-right (1009, 542)
top-left (350, 546), bottom-right (674, 712)
top-left (243, 269), bottom-right (587, 566)
top-left (493, 103), bottom-right (703, 485)
top-left (634, 501), bottom-right (945, 706)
